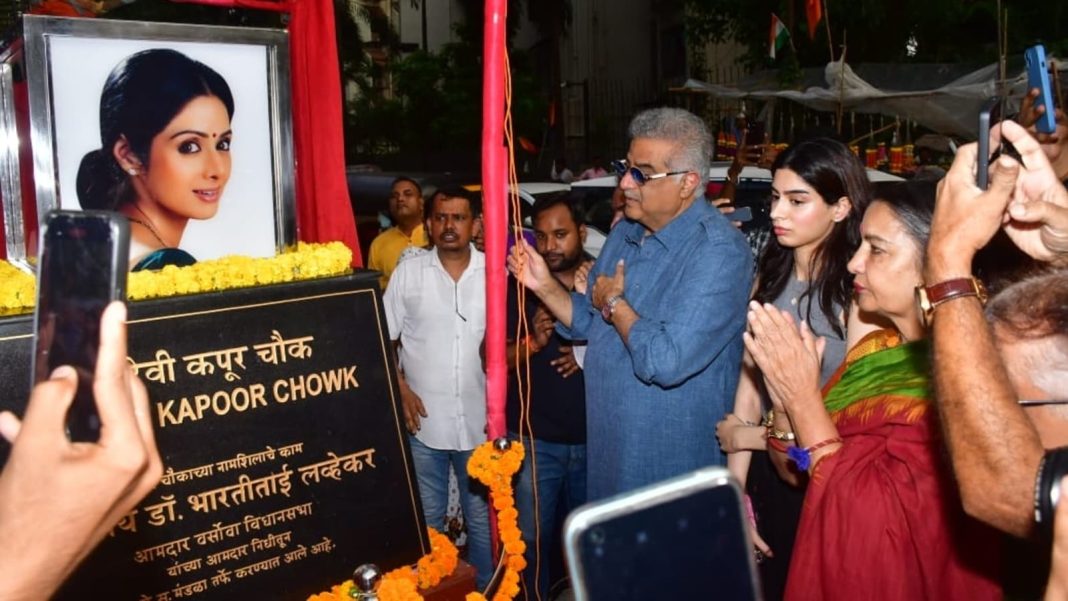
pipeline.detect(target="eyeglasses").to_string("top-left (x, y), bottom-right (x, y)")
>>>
top-left (610, 159), bottom-right (691, 187)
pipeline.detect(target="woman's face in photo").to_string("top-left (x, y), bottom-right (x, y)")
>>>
top-left (142, 94), bottom-right (232, 221)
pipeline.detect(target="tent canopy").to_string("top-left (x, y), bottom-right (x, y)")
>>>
top-left (681, 58), bottom-right (1066, 139)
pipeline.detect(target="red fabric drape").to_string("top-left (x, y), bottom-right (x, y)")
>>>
top-left (287, 0), bottom-right (361, 266)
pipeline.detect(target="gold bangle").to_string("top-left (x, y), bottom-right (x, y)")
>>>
top-left (760, 409), bottom-right (775, 429)
top-left (768, 426), bottom-right (796, 442)
top-left (762, 409), bottom-right (795, 440)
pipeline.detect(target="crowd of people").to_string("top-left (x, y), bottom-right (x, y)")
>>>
top-left (370, 103), bottom-right (1068, 600)
top-left (4, 97), bottom-right (1068, 600)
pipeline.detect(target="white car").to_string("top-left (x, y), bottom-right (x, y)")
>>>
top-left (511, 182), bottom-right (607, 259)
top-left (570, 162), bottom-right (904, 235)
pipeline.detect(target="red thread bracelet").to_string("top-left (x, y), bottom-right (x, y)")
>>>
top-left (767, 436), bottom-right (791, 454)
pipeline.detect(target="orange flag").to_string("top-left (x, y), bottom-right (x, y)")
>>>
top-left (806, 0), bottom-right (822, 39)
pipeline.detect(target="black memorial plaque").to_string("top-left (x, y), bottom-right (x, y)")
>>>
top-left (0, 272), bottom-right (428, 600)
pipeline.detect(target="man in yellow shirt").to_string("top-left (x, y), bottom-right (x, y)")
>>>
top-left (368, 176), bottom-right (429, 290)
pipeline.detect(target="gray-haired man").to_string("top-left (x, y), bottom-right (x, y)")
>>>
top-left (509, 107), bottom-right (753, 499)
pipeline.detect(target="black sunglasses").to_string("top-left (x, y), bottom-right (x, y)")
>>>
top-left (610, 159), bottom-right (691, 187)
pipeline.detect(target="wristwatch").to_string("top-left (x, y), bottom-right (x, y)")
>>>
top-left (601, 294), bottom-right (625, 322)
top-left (915, 277), bottom-right (988, 327)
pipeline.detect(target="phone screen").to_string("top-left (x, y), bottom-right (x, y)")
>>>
top-left (730, 205), bottom-right (754, 223)
top-left (745, 122), bottom-right (766, 147)
top-left (32, 211), bottom-right (128, 441)
top-left (567, 471), bottom-right (759, 601)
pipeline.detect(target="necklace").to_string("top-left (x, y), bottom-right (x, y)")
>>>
top-left (128, 206), bottom-right (168, 249)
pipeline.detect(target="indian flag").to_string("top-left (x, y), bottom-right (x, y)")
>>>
top-left (769, 13), bottom-right (789, 59)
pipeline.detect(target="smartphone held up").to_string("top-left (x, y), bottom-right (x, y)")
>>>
top-left (31, 211), bottom-right (129, 442)
top-left (564, 467), bottom-right (762, 601)
top-left (1025, 43), bottom-right (1057, 135)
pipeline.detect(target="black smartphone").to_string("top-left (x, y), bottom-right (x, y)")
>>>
top-left (32, 211), bottom-right (129, 442)
top-left (564, 467), bottom-right (762, 601)
top-left (744, 122), bottom-right (766, 147)
top-left (977, 96), bottom-right (1001, 190)
top-left (730, 206), bottom-right (754, 223)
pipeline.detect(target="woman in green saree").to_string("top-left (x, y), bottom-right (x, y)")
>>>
top-left (745, 181), bottom-right (1000, 600)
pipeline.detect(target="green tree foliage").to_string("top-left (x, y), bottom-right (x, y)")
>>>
top-left (685, 0), bottom-right (1067, 70)
top-left (341, 0), bottom-right (547, 171)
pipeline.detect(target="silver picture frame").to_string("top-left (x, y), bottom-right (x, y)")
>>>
top-left (21, 15), bottom-right (296, 267)
top-left (0, 38), bottom-right (29, 270)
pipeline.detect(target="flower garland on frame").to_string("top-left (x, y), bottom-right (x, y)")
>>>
top-left (127, 242), bottom-right (352, 300)
top-left (0, 242), bottom-right (352, 315)
top-left (307, 439), bottom-right (527, 601)
top-left (0, 260), bottom-right (34, 316)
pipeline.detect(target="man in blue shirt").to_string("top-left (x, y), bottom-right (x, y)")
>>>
top-left (508, 107), bottom-right (753, 500)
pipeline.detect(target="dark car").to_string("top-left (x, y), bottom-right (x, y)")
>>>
top-left (346, 166), bottom-right (477, 259)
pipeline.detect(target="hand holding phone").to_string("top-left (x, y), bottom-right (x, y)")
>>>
top-left (1026, 44), bottom-right (1057, 135)
top-left (31, 211), bottom-right (129, 442)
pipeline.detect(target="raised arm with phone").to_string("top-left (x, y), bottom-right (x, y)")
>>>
top-left (0, 301), bottom-right (163, 601)
top-left (928, 119), bottom-right (1068, 540)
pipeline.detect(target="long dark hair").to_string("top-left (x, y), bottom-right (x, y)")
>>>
top-left (76, 49), bottom-right (235, 211)
top-left (753, 138), bottom-right (871, 338)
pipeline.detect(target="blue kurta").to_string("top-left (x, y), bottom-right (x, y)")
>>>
top-left (561, 198), bottom-right (753, 500)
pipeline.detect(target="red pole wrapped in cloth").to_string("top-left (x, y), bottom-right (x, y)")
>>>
top-left (481, 0), bottom-right (507, 439)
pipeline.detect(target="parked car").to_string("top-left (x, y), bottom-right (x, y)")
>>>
top-left (467, 181), bottom-right (607, 259)
top-left (346, 167), bottom-right (479, 260)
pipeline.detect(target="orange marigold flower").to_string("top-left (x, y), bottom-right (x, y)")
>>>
top-left (507, 555), bottom-right (527, 571)
top-left (385, 566), bottom-right (418, 584)
top-left (501, 527), bottom-right (522, 544)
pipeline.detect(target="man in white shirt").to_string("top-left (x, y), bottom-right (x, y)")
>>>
top-left (383, 187), bottom-right (492, 588)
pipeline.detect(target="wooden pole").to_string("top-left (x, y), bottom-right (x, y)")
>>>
top-left (823, 0), bottom-right (834, 62)
top-left (836, 33), bottom-right (847, 135)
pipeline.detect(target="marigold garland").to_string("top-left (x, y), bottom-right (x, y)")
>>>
top-left (0, 260), bottom-right (34, 316)
top-left (305, 528), bottom-right (458, 601)
top-left (465, 440), bottom-right (526, 601)
top-left (308, 439), bottom-right (527, 601)
top-left (0, 242), bottom-right (352, 315)
top-left (127, 242), bottom-right (352, 300)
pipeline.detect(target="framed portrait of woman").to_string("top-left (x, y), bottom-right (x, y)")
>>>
top-left (20, 15), bottom-right (296, 270)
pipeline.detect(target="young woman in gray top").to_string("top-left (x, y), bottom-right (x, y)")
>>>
top-left (716, 137), bottom-right (883, 600)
